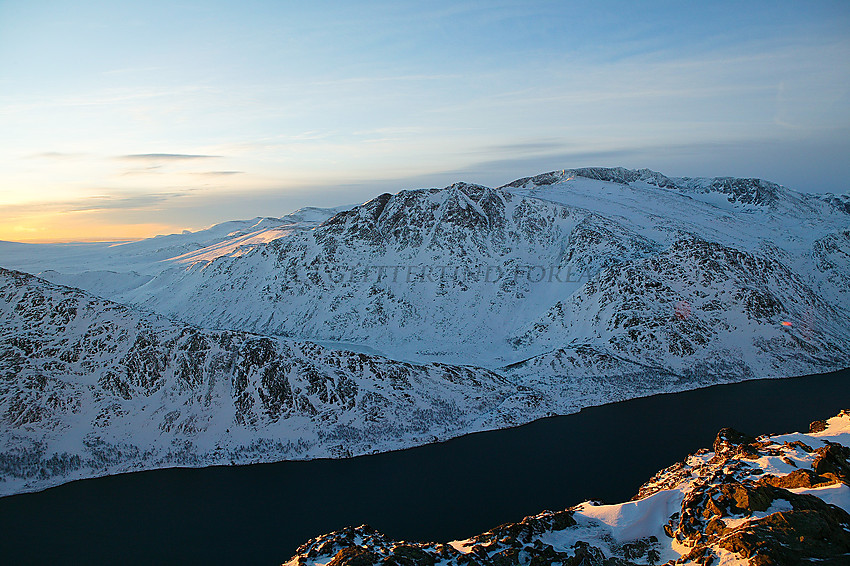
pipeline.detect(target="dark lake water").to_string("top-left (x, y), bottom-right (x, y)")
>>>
top-left (0, 368), bottom-right (848, 566)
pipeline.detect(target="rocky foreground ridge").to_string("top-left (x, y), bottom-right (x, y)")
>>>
top-left (283, 411), bottom-right (850, 566)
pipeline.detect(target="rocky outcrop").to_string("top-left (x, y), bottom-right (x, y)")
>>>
top-left (282, 411), bottom-right (850, 566)
top-left (817, 193), bottom-right (850, 215)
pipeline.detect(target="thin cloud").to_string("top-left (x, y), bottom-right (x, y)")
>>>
top-left (2, 192), bottom-right (188, 217)
top-left (120, 165), bottom-right (164, 176)
top-left (67, 192), bottom-right (186, 212)
top-left (481, 140), bottom-right (570, 155)
top-left (192, 171), bottom-right (244, 176)
top-left (308, 74), bottom-right (463, 88)
top-left (119, 153), bottom-right (221, 161)
top-left (28, 152), bottom-right (84, 159)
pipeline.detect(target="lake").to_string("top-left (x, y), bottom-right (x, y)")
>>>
top-left (0, 368), bottom-right (847, 565)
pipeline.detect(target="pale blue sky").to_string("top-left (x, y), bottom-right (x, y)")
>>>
top-left (1, 0), bottom-right (848, 241)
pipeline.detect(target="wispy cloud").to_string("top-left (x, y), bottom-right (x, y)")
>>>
top-left (119, 153), bottom-right (220, 161)
top-left (307, 74), bottom-right (462, 87)
top-left (28, 152), bottom-right (84, 159)
top-left (480, 140), bottom-right (570, 155)
top-left (2, 191), bottom-right (188, 217)
top-left (68, 193), bottom-right (186, 212)
top-left (119, 165), bottom-right (163, 176)
top-left (191, 171), bottom-right (244, 176)
top-left (101, 66), bottom-right (165, 76)
top-left (0, 86), bottom-right (213, 114)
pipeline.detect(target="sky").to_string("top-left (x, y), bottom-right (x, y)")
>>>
top-left (1, 0), bottom-right (849, 242)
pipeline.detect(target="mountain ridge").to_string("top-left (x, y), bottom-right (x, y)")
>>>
top-left (1, 166), bottom-right (848, 495)
top-left (36, 166), bottom-right (843, 372)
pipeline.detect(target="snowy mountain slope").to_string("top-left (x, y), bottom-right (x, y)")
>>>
top-left (282, 411), bottom-right (850, 566)
top-left (0, 205), bottom-right (351, 318)
top-left (0, 268), bottom-right (530, 496)
top-left (501, 168), bottom-right (847, 255)
top-left (8, 168), bottom-right (844, 376)
top-left (104, 183), bottom-right (607, 365)
top-left (508, 233), bottom-right (849, 380)
top-left (818, 192), bottom-right (850, 215)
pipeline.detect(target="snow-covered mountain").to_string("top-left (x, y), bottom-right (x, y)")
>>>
top-left (0, 267), bottom-right (531, 495)
top-left (283, 410), bottom-right (850, 566)
top-left (6, 168), bottom-right (847, 373)
top-left (1, 167), bottom-right (849, 494)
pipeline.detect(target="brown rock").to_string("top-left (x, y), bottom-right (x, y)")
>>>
top-left (812, 443), bottom-right (850, 483)
top-left (329, 547), bottom-right (380, 566)
top-left (704, 518), bottom-right (726, 536)
top-left (786, 440), bottom-right (814, 453)
top-left (711, 428), bottom-right (759, 460)
top-left (390, 545), bottom-right (436, 566)
top-left (718, 496), bottom-right (850, 565)
top-left (759, 469), bottom-right (835, 489)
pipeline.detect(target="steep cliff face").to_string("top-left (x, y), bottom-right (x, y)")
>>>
top-left (282, 411), bottom-right (850, 566)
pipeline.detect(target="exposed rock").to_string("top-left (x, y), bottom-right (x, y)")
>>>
top-left (812, 442), bottom-right (850, 481)
top-left (328, 546), bottom-right (380, 566)
top-left (759, 468), bottom-right (835, 489)
top-left (712, 428), bottom-right (758, 457)
top-left (719, 505), bottom-right (850, 566)
top-left (283, 412), bottom-right (850, 566)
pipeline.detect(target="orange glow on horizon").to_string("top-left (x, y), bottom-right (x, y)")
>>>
top-left (0, 212), bottom-right (180, 244)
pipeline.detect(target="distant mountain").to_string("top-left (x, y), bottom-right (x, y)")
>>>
top-left (282, 411), bottom-right (850, 566)
top-left (1, 168), bottom-right (849, 495)
top-left (0, 204), bottom-right (350, 279)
